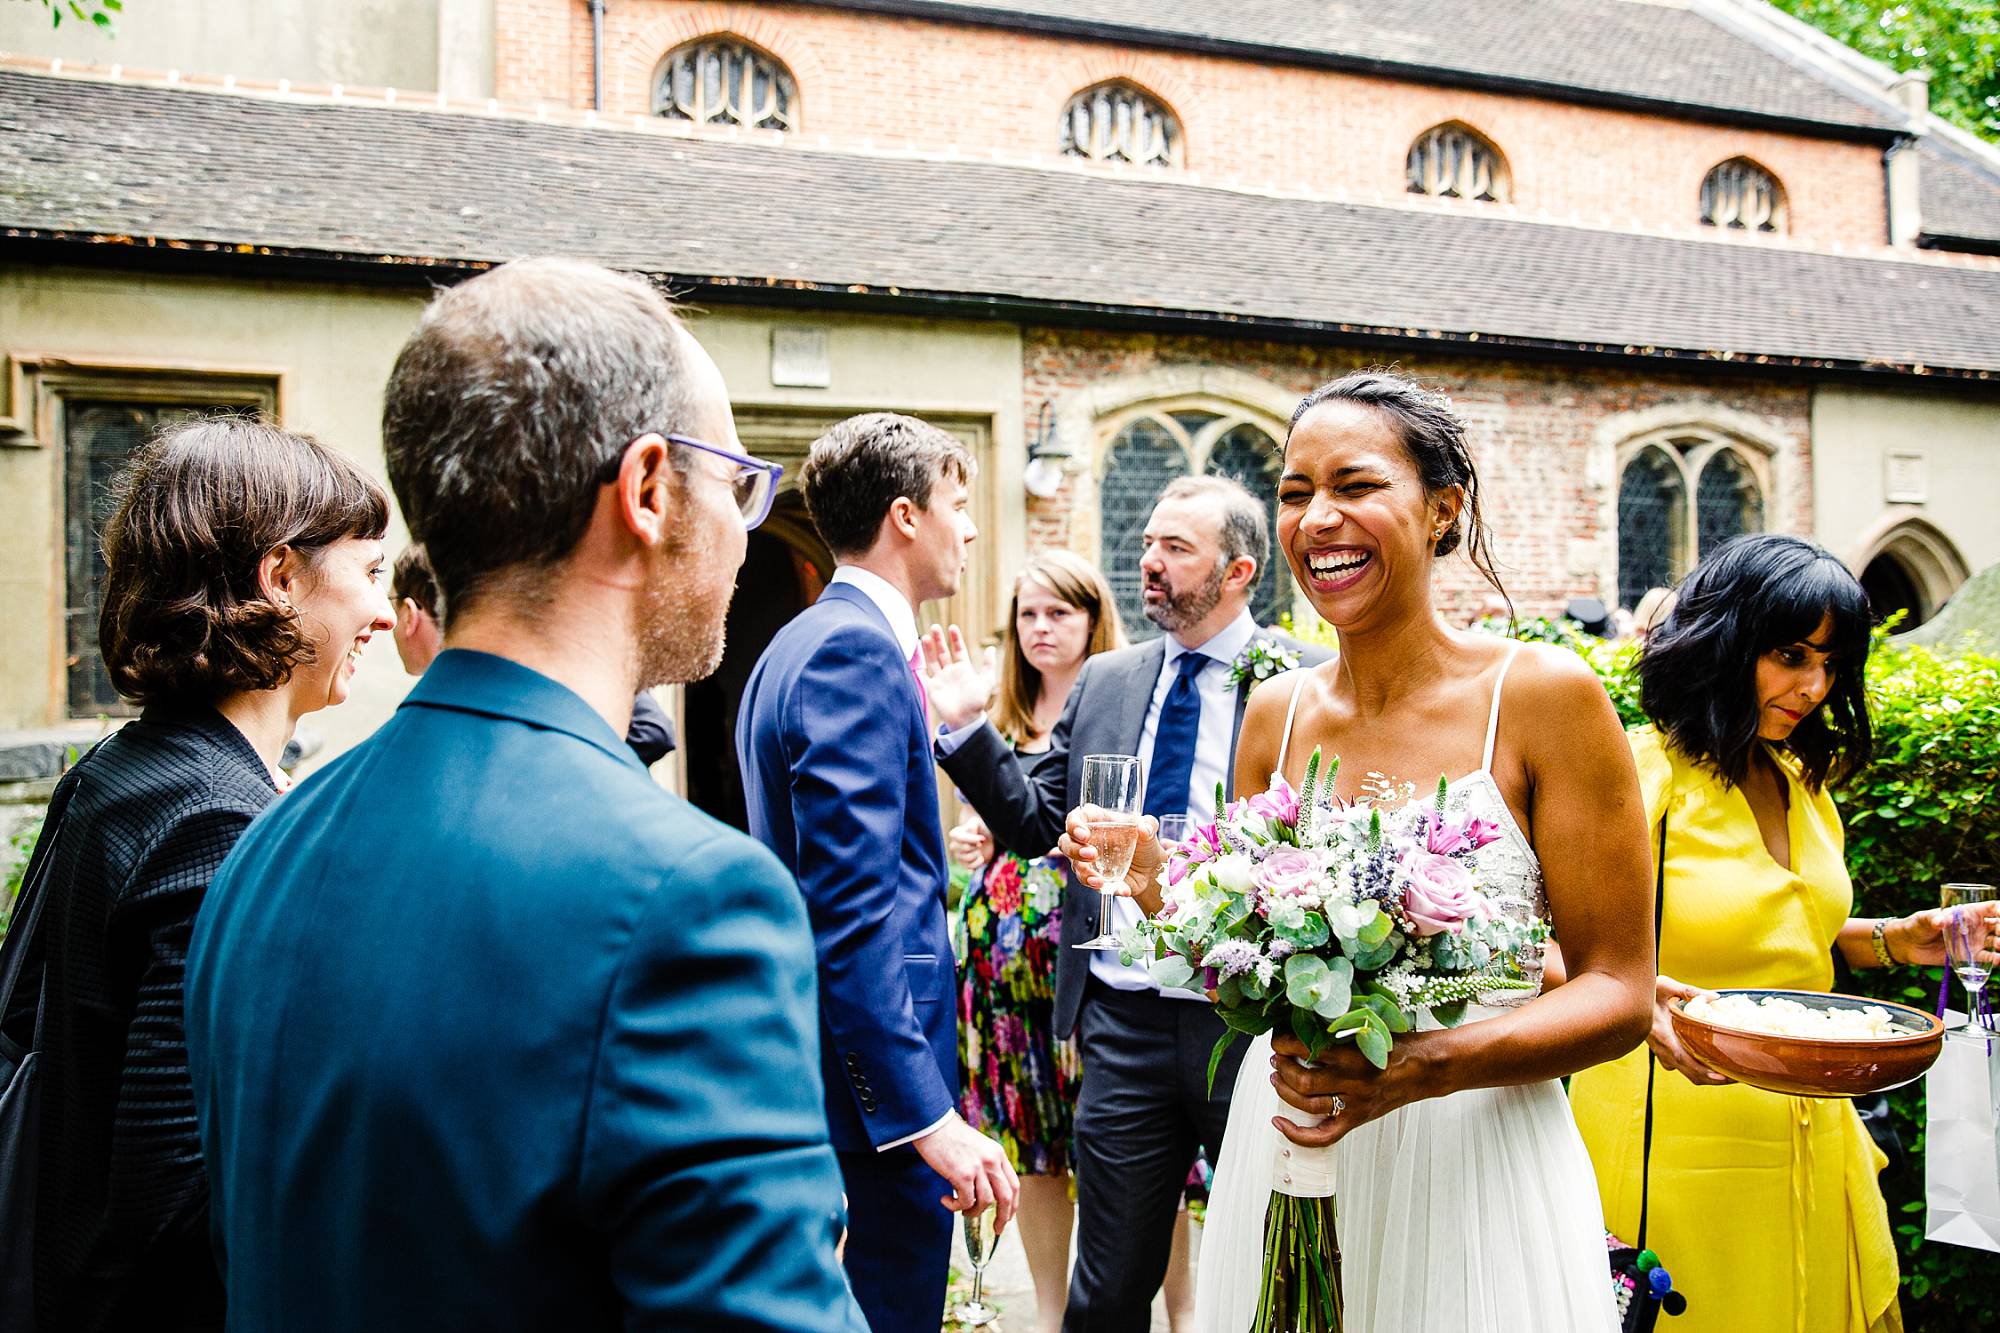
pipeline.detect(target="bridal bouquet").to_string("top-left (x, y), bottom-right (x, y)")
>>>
top-left (1120, 749), bottom-right (1547, 1333)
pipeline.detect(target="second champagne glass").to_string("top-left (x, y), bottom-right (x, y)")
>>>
top-left (1942, 882), bottom-right (1997, 1030)
top-left (1075, 753), bottom-right (1143, 951)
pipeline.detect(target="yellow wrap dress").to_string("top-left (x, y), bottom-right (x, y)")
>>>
top-left (1570, 726), bottom-right (1902, 1333)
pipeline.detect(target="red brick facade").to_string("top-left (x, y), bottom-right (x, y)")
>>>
top-left (495, 0), bottom-right (1888, 249)
top-left (1020, 329), bottom-right (1814, 619)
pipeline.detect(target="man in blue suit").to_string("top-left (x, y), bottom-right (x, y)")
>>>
top-left (185, 258), bottom-right (864, 1332)
top-left (738, 413), bottom-right (1018, 1333)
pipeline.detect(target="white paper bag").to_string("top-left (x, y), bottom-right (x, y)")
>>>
top-left (1924, 1019), bottom-right (2000, 1253)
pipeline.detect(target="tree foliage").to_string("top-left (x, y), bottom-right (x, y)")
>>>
top-left (1769, 0), bottom-right (2000, 141)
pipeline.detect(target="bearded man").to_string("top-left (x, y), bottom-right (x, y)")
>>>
top-left (184, 259), bottom-right (864, 1332)
top-left (926, 473), bottom-right (1328, 1333)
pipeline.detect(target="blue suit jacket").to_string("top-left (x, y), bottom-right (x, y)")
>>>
top-left (736, 582), bottom-right (957, 1153)
top-left (185, 651), bottom-right (863, 1332)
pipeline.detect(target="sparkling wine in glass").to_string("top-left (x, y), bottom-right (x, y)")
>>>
top-left (1942, 882), bottom-right (1997, 1029)
top-left (956, 1206), bottom-right (999, 1326)
top-left (1075, 753), bottom-right (1143, 951)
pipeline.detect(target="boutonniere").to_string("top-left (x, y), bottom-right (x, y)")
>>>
top-left (1227, 637), bottom-right (1300, 689)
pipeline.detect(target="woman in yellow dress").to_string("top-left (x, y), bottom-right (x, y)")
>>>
top-left (1570, 534), bottom-right (1997, 1333)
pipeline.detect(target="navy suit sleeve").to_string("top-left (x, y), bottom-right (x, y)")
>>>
top-left (784, 624), bottom-right (955, 1147)
top-left (579, 829), bottom-right (866, 1332)
top-left (937, 660), bottom-right (1081, 860)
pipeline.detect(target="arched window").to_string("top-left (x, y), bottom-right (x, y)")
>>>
top-left (1406, 123), bottom-right (1508, 203)
top-left (1098, 408), bottom-right (1290, 634)
top-left (1060, 82), bottom-right (1181, 168)
top-left (1700, 157), bottom-right (1785, 232)
top-left (1616, 447), bottom-right (1686, 612)
top-left (1613, 433), bottom-right (1770, 608)
top-left (653, 37), bottom-right (798, 132)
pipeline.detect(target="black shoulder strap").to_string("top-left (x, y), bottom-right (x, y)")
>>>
top-left (1637, 807), bottom-right (1667, 1252)
top-left (0, 743), bottom-right (101, 1015)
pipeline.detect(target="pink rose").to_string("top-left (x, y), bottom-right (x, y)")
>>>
top-left (1425, 809), bottom-right (1504, 857)
top-left (1248, 778), bottom-right (1300, 827)
top-left (1400, 851), bottom-right (1479, 936)
top-left (1254, 849), bottom-right (1320, 897)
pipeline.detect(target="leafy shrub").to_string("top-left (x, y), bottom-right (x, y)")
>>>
top-left (1, 816), bottom-right (42, 942)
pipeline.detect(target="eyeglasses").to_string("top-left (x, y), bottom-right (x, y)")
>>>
top-left (597, 433), bottom-right (784, 530)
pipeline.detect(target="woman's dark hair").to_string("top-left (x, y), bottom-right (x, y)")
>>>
top-left (1286, 369), bottom-right (1510, 614)
top-left (1639, 533), bottom-right (1873, 792)
top-left (98, 416), bottom-right (390, 706)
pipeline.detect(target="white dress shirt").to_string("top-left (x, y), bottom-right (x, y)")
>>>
top-left (1090, 608), bottom-right (1260, 998)
top-left (825, 565), bottom-right (953, 1150)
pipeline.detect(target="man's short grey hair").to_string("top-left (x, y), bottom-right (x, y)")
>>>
top-left (382, 257), bottom-right (699, 615)
top-left (1157, 473), bottom-right (1267, 578)
top-left (801, 412), bottom-right (975, 557)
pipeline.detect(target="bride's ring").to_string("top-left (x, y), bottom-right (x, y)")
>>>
top-left (1330, 1095), bottom-right (1346, 1116)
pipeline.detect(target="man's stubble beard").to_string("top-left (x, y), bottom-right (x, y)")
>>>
top-left (1143, 561), bottom-right (1226, 635)
top-left (636, 524), bottom-right (732, 688)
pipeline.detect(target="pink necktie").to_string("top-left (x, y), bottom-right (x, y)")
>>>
top-left (909, 645), bottom-right (929, 720)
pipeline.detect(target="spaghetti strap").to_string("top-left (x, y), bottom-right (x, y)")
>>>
top-left (1276, 670), bottom-right (1310, 778)
top-left (1480, 642), bottom-right (1524, 773)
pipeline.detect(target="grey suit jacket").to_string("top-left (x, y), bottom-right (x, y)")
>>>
top-left (939, 627), bottom-right (1329, 1037)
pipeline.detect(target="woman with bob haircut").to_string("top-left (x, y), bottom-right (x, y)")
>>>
top-left (1570, 532), bottom-right (1999, 1333)
top-left (947, 549), bottom-right (1124, 1333)
top-left (3, 417), bottom-right (391, 1332)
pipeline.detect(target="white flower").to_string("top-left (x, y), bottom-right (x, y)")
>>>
top-left (1212, 853), bottom-right (1255, 894)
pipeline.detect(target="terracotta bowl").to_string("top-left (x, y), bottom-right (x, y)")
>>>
top-left (1668, 988), bottom-right (1945, 1098)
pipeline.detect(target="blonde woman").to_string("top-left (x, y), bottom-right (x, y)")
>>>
top-left (948, 550), bottom-right (1121, 1333)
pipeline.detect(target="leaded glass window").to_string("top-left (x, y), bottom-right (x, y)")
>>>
top-left (64, 401), bottom-right (250, 715)
top-left (1696, 448), bottom-right (1764, 559)
top-left (654, 38), bottom-right (798, 132)
top-left (1407, 123), bottom-right (1507, 202)
top-left (1061, 82), bottom-right (1181, 168)
top-left (1204, 423), bottom-right (1289, 626)
top-left (1616, 447), bottom-right (1685, 612)
top-left (1700, 158), bottom-right (1784, 232)
top-left (1100, 418), bottom-right (1191, 633)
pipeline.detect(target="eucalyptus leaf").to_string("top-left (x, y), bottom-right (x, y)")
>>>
top-left (1355, 1022), bottom-right (1391, 1069)
top-left (1431, 999), bottom-right (1469, 1028)
top-left (1149, 955), bottom-right (1195, 990)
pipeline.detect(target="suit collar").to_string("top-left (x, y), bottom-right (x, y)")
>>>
top-left (401, 649), bottom-right (644, 772)
top-left (825, 567), bottom-right (920, 658)
top-left (1116, 636), bottom-right (1167, 754)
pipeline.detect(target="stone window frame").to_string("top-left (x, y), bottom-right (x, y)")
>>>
top-left (1609, 424), bottom-right (1777, 610)
top-left (1406, 121), bottom-right (1511, 203)
top-left (0, 355), bottom-right (284, 723)
top-left (651, 34), bottom-right (801, 133)
top-left (1059, 79), bottom-right (1184, 169)
top-left (1700, 156), bottom-right (1788, 233)
top-left (1091, 395), bottom-right (1294, 632)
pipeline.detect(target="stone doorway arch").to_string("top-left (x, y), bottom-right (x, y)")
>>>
top-left (1854, 516), bottom-right (1970, 631)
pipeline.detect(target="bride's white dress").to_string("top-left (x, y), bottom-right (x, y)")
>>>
top-left (1194, 649), bottom-right (1618, 1333)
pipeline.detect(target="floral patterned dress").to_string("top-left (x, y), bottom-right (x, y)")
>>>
top-left (956, 843), bottom-right (1079, 1177)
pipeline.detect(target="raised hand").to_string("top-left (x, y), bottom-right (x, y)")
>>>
top-left (917, 624), bottom-right (997, 732)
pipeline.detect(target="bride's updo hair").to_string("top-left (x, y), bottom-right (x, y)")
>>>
top-left (1286, 369), bottom-right (1509, 609)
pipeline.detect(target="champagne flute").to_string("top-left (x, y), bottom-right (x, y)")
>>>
top-left (1074, 753), bottom-right (1144, 951)
top-left (1157, 814), bottom-right (1189, 854)
top-left (956, 1204), bottom-right (999, 1327)
top-left (1942, 882), bottom-right (1997, 1030)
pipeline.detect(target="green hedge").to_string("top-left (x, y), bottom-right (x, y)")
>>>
top-left (1546, 625), bottom-right (1999, 1331)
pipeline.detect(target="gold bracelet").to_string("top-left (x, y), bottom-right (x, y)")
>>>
top-left (1871, 918), bottom-right (1895, 968)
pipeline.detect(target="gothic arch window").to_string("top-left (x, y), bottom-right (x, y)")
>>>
top-left (1061, 81), bottom-right (1182, 168)
top-left (653, 37), bottom-right (799, 132)
top-left (1098, 407), bottom-right (1290, 634)
top-left (1406, 122), bottom-right (1509, 203)
top-left (1614, 433), bottom-right (1771, 609)
top-left (1700, 157), bottom-right (1786, 233)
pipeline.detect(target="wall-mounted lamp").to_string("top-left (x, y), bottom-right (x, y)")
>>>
top-left (1024, 400), bottom-right (1071, 500)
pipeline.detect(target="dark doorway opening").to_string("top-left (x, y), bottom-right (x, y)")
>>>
top-left (684, 492), bottom-right (832, 830)
top-left (1861, 552), bottom-right (1927, 631)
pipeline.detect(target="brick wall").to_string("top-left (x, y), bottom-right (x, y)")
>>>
top-left (1019, 328), bottom-right (1814, 620)
top-left (494, 0), bottom-right (1889, 249)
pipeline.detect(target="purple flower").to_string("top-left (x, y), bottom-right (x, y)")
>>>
top-left (1425, 808), bottom-right (1505, 857)
top-left (1401, 850), bottom-right (1479, 936)
top-left (1254, 849), bottom-right (1320, 898)
top-left (1247, 778), bottom-right (1300, 827)
top-left (1203, 938), bottom-right (1265, 980)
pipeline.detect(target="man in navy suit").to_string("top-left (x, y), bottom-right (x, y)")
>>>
top-left (738, 413), bottom-right (1019, 1333)
top-left (185, 258), bottom-right (863, 1331)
